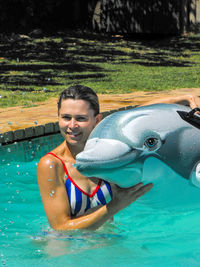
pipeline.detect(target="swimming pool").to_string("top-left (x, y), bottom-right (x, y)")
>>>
top-left (1, 134), bottom-right (200, 267)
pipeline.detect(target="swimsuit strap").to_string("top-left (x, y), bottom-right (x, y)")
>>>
top-left (46, 152), bottom-right (102, 197)
top-left (46, 152), bottom-right (70, 176)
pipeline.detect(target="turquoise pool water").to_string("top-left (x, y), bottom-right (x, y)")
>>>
top-left (1, 134), bottom-right (200, 267)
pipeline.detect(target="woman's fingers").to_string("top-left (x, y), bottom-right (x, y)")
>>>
top-left (188, 95), bottom-right (200, 109)
top-left (131, 182), bottom-right (153, 198)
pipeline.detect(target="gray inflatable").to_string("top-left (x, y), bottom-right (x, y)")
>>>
top-left (75, 104), bottom-right (200, 209)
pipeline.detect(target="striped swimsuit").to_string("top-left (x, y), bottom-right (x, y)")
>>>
top-left (47, 153), bottom-right (112, 217)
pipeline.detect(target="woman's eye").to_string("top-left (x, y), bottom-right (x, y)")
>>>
top-left (144, 138), bottom-right (159, 151)
top-left (77, 117), bottom-right (87, 121)
top-left (63, 116), bottom-right (71, 120)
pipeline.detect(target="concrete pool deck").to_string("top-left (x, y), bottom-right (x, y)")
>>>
top-left (1, 88), bottom-right (200, 144)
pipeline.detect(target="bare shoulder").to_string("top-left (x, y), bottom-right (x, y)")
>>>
top-left (37, 154), bottom-right (55, 170)
top-left (37, 153), bottom-right (64, 179)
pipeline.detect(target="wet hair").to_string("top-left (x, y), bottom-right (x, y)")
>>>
top-left (57, 85), bottom-right (100, 116)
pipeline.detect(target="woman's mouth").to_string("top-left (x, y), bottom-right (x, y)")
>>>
top-left (67, 132), bottom-right (81, 138)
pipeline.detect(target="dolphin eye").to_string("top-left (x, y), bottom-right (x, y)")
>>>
top-left (144, 137), bottom-right (159, 151)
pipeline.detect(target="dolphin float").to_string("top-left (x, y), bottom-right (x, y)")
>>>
top-left (75, 104), bottom-right (200, 209)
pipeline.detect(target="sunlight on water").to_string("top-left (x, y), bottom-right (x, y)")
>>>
top-left (1, 135), bottom-right (200, 267)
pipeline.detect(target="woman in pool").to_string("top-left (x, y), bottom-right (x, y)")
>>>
top-left (37, 85), bottom-right (200, 231)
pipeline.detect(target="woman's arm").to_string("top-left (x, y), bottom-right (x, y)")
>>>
top-left (37, 155), bottom-right (153, 231)
top-left (141, 94), bottom-right (200, 109)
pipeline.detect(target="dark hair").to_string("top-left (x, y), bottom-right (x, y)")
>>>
top-left (57, 85), bottom-right (99, 116)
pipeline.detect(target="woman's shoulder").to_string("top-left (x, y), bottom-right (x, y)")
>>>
top-left (37, 152), bottom-right (63, 171)
top-left (38, 141), bottom-right (66, 167)
top-left (37, 152), bottom-right (67, 186)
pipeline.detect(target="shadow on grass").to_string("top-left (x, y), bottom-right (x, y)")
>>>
top-left (0, 30), bottom-right (200, 91)
top-left (0, 73), bottom-right (107, 90)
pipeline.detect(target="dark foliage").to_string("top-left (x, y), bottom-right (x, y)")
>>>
top-left (0, 0), bottom-right (92, 33)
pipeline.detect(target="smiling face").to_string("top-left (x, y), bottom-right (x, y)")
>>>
top-left (59, 98), bottom-right (101, 154)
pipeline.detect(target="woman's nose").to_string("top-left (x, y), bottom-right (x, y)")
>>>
top-left (69, 118), bottom-right (78, 128)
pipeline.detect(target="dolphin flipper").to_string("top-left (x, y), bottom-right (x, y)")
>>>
top-left (190, 161), bottom-right (200, 188)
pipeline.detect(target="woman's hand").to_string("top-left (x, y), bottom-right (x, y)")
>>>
top-left (107, 182), bottom-right (153, 214)
top-left (184, 94), bottom-right (200, 109)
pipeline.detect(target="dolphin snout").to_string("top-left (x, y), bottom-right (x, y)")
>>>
top-left (77, 138), bottom-right (132, 162)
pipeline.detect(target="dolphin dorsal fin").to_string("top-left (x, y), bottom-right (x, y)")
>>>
top-left (177, 108), bottom-right (200, 130)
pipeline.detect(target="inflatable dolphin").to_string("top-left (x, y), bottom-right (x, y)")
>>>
top-left (75, 104), bottom-right (200, 209)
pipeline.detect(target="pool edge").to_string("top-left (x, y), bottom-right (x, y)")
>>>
top-left (0, 105), bottom-right (137, 146)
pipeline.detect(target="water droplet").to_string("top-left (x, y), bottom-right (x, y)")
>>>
top-left (7, 148), bottom-right (11, 153)
top-left (49, 190), bottom-right (55, 197)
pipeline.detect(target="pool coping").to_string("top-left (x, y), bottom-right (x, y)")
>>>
top-left (0, 105), bottom-right (137, 146)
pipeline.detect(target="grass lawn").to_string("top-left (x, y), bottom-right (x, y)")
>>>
top-left (0, 31), bottom-right (200, 107)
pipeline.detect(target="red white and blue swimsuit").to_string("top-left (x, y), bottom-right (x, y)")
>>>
top-left (47, 153), bottom-right (112, 217)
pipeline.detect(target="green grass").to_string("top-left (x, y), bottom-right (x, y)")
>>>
top-left (0, 31), bottom-right (200, 107)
